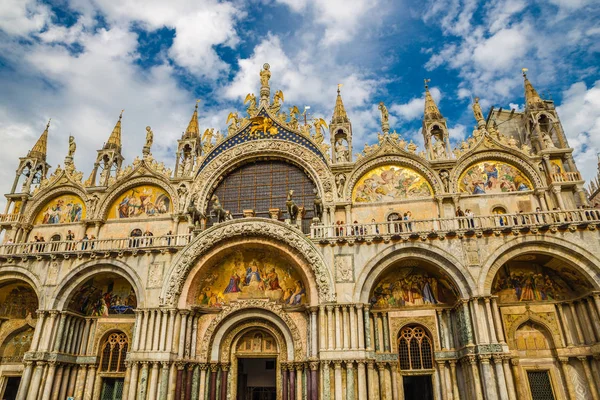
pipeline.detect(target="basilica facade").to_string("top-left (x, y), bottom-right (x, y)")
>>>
top-left (0, 64), bottom-right (599, 400)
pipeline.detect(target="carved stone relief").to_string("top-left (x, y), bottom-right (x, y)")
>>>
top-left (334, 254), bottom-right (354, 283)
top-left (147, 262), bottom-right (165, 288)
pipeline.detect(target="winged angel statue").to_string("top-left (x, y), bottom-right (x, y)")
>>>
top-left (312, 118), bottom-right (328, 144)
top-left (269, 90), bottom-right (284, 114)
top-left (244, 93), bottom-right (257, 116)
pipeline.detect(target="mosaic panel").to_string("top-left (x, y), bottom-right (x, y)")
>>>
top-left (459, 161), bottom-right (532, 194)
top-left (34, 194), bottom-right (85, 224)
top-left (108, 185), bottom-right (171, 219)
top-left (353, 165), bottom-right (432, 203)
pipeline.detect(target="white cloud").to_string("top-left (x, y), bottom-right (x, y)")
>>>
top-left (389, 87), bottom-right (442, 121)
top-left (472, 27), bottom-right (529, 71)
top-left (448, 124), bottom-right (467, 142)
top-left (556, 80), bottom-right (600, 183)
top-left (0, 0), bottom-right (50, 36)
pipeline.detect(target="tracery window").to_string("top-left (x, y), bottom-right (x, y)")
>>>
top-left (209, 160), bottom-right (316, 232)
top-left (0, 327), bottom-right (34, 363)
top-left (99, 332), bottom-right (128, 373)
top-left (398, 325), bottom-right (433, 370)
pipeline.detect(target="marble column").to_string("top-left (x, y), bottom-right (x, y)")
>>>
top-left (289, 365), bottom-right (296, 400)
top-left (556, 303), bottom-right (574, 346)
top-left (160, 310), bottom-right (169, 351)
top-left (283, 364), bottom-right (289, 400)
top-left (148, 362), bottom-right (160, 400)
top-left (376, 363), bottom-right (386, 400)
top-left (364, 306), bottom-right (372, 351)
top-left (468, 357), bottom-right (483, 400)
top-left (327, 306), bottom-right (334, 350)
top-left (40, 361), bottom-right (57, 400)
top-left (311, 308), bottom-right (319, 357)
top-left (178, 311), bottom-right (190, 358)
top-left (219, 364), bottom-right (228, 400)
top-left (373, 313), bottom-right (380, 352)
top-left (41, 311), bottom-right (59, 351)
top-left (345, 361), bottom-right (355, 400)
top-left (357, 304), bottom-right (365, 350)
top-left (490, 297), bottom-right (505, 343)
top-left (322, 361), bottom-right (331, 400)
top-left (592, 356), bottom-right (600, 389)
top-left (484, 298), bottom-right (498, 343)
top-left (357, 361), bottom-right (367, 400)
top-left (569, 302), bottom-right (585, 344)
top-left (139, 310), bottom-right (149, 351)
top-left (492, 356), bottom-right (509, 400)
top-left (74, 365), bottom-right (88, 399)
top-left (389, 362), bottom-right (398, 400)
top-left (448, 361), bottom-right (460, 400)
top-left (333, 361), bottom-right (343, 400)
top-left (58, 365), bottom-right (71, 400)
top-left (585, 298), bottom-right (600, 341)
top-left (295, 363), bottom-right (303, 400)
top-left (84, 364), bottom-right (97, 400)
top-left (436, 310), bottom-right (447, 350)
top-left (137, 362), bottom-right (149, 400)
top-left (52, 313), bottom-right (67, 352)
top-left (349, 306), bottom-right (357, 349)
top-left (198, 364), bottom-right (208, 400)
top-left (342, 306), bottom-right (350, 350)
top-left (153, 309), bottom-right (163, 351)
top-left (366, 361), bottom-right (376, 399)
top-left (50, 364), bottom-right (64, 400)
top-left (382, 312), bottom-right (390, 352)
top-left (559, 358), bottom-right (576, 400)
top-left (319, 306), bottom-right (326, 351)
top-left (334, 307), bottom-right (342, 350)
top-left (27, 361), bottom-right (46, 399)
top-left (185, 312), bottom-right (194, 358)
top-left (176, 363), bottom-right (185, 400)
top-left (579, 356), bottom-right (599, 400)
top-left (166, 309), bottom-right (177, 352)
top-left (30, 311), bottom-right (46, 351)
top-left (80, 318), bottom-right (92, 355)
top-left (133, 310), bottom-right (143, 351)
top-left (510, 359), bottom-right (525, 400)
top-left (480, 356), bottom-right (497, 400)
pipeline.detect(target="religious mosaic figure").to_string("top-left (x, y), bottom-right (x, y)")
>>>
top-left (459, 161), bottom-right (532, 195)
top-left (353, 165), bottom-right (432, 202)
top-left (111, 186), bottom-right (170, 219)
top-left (36, 195), bottom-right (84, 224)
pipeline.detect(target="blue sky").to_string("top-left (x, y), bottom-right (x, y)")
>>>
top-left (0, 0), bottom-right (599, 204)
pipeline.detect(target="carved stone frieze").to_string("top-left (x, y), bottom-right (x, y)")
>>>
top-left (190, 139), bottom-right (336, 212)
top-left (162, 219), bottom-right (335, 305)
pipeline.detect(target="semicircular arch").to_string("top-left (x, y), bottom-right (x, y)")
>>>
top-left (449, 150), bottom-right (545, 194)
top-left (96, 175), bottom-right (178, 221)
top-left (162, 218), bottom-right (335, 306)
top-left (0, 267), bottom-right (44, 309)
top-left (479, 235), bottom-right (600, 295)
top-left (354, 243), bottom-right (474, 303)
top-left (50, 259), bottom-right (145, 310)
top-left (345, 155), bottom-right (443, 202)
top-left (191, 140), bottom-right (336, 213)
top-left (23, 185), bottom-right (88, 225)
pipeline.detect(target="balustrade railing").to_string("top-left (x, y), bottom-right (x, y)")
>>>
top-left (0, 234), bottom-right (192, 256)
top-left (310, 209), bottom-right (600, 239)
top-left (0, 214), bottom-right (23, 224)
top-left (551, 171), bottom-right (582, 183)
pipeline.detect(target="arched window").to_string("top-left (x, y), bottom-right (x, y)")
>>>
top-left (99, 332), bottom-right (128, 373)
top-left (209, 160), bottom-right (317, 232)
top-left (398, 325), bottom-right (433, 370)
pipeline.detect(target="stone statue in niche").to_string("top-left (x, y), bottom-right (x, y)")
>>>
top-left (433, 137), bottom-right (446, 158)
top-left (335, 138), bottom-right (349, 163)
top-left (440, 170), bottom-right (450, 192)
top-left (177, 185), bottom-right (188, 213)
top-left (335, 173), bottom-right (346, 199)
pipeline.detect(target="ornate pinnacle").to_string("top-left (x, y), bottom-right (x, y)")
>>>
top-left (29, 119), bottom-right (50, 160)
top-left (105, 110), bottom-right (123, 150)
top-left (259, 63), bottom-right (271, 107)
top-left (331, 84), bottom-right (349, 125)
top-left (423, 79), bottom-right (442, 121)
top-left (184, 100), bottom-right (200, 139)
top-left (522, 68), bottom-right (543, 108)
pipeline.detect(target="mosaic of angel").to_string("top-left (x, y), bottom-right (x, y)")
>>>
top-left (353, 165), bottom-right (432, 203)
top-left (109, 185), bottom-right (171, 219)
top-left (492, 262), bottom-right (592, 303)
top-left (68, 275), bottom-right (137, 316)
top-left (370, 266), bottom-right (458, 308)
top-left (459, 161), bottom-right (532, 195)
top-left (35, 195), bottom-right (84, 224)
top-left (190, 249), bottom-right (307, 308)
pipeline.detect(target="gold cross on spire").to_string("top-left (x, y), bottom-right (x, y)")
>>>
top-left (424, 78), bottom-right (431, 89)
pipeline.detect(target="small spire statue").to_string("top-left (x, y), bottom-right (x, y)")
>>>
top-left (472, 97), bottom-right (485, 127)
top-left (143, 126), bottom-right (153, 157)
top-left (259, 63), bottom-right (271, 107)
top-left (378, 101), bottom-right (390, 134)
top-left (68, 135), bottom-right (76, 158)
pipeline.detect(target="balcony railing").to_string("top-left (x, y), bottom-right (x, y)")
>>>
top-left (0, 214), bottom-right (24, 224)
top-left (0, 234), bottom-right (193, 257)
top-left (310, 209), bottom-right (600, 239)
top-left (551, 171), bottom-right (582, 183)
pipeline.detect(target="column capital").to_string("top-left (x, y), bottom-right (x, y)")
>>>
top-left (209, 363), bottom-right (220, 372)
top-left (176, 361), bottom-right (186, 370)
top-left (187, 363), bottom-right (196, 371)
top-left (510, 358), bottom-right (520, 367)
top-left (593, 354), bottom-right (600, 361)
top-left (333, 360), bottom-right (343, 368)
top-left (558, 357), bottom-right (570, 364)
top-left (436, 360), bottom-right (446, 367)
top-left (309, 361), bottom-right (320, 371)
top-left (478, 355), bottom-right (491, 364)
top-left (220, 363), bottom-right (230, 372)
top-left (355, 303), bottom-right (364, 310)
top-left (198, 363), bottom-right (208, 371)
top-left (344, 360), bottom-right (354, 369)
top-left (140, 361), bottom-right (150, 367)
top-left (326, 305), bottom-right (334, 312)
top-left (320, 360), bottom-right (330, 368)
top-left (36, 310), bottom-right (47, 318)
top-left (491, 355), bottom-right (503, 364)
top-left (448, 360), bottom-right (457, 367)
top-left (375, 362), bottom-right (387, 370)
top-left (295, 363), bottom-right (304, 372)
top-left (179, 309), bottom-right (191, 316)
top-left (366, 360), bottom-right (375, 369)
top-left (161, 361), bottom-right (171, 368)
top-left (47, 310), bottom-right (60, 317)
top-left (577, 356), bottom-right (588, 362)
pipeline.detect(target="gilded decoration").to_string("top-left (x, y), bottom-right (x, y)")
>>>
top-left (68, 274), bottom-right (137, 316)
top-left (459, 161), bottom-right (533, 195)
top-left (187, 247), bottom-right (308, 308)
top-left (370, 266), bottom-right (458, 309)
top-left (34, 194), bottom-right (85, 225)
top-left (0, 283), bottom-right (38, 319)
top-left (353, 165), bottom-right (432, 203)
top-left (492, 260), bottom-right (592, 303)
top-left (107, 185), bottom-right (171, 219)
top-left (0, 327), bottom-right (34, 363)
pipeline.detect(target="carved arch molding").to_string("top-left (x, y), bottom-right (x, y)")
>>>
top-left (161, 219), bottom-right (336, 306)
top-left (190, 140), bottom-right (336, 213)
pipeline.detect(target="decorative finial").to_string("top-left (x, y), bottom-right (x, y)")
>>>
top-left (195, 99), bottom-right (200, 109)
top-left (522, 68), bottom-right (528, 77)
top-left (337, 83), bottom-right (343, 94)
top-left (119, 109), bottom-right (124, 120)
top-left (46, 118), bottom-right (51, 129)
top-left (424, 78), bottom-right (431, 89)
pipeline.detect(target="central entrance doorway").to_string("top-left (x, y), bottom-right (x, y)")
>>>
top-left (403, 375), bottom-right (434, 400)
top-left (237, 358), bottom-right (276, 400)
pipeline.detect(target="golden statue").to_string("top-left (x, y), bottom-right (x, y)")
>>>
top-left (312, 118), bottom-right (328, 144)
top-left (244, 93), bottom-right (257, 116)
top-left (227, 112), bottom-right (240, 135)
top-left (260, 63), bottom-right (271, 87)
top-left (472, 97), bottom-right (484, 122)
top-left (269, 90), bottom-right (284, 114)
top-left (378, 102), bottom-right (389, 124)
top-left (202, 128), bottom-right (214, 146)
top-left (288, 106), bottom-right (300, 130)
top-left (249, 116), bottom-right (278, 137)
top-left (68, 135), bottom-right (76, 157)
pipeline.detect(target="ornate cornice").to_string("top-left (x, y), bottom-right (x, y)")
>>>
top-left (161, 218), bottom-right (336, 306)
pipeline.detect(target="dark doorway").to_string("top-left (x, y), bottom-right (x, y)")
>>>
top-left (2, 377), bottom-right (21, 400)
top-left (100, 378), bottom-right (124, 400)
top-left (237, 358), bottom-right (276, 400)
top-left (403, 375), bottom-right (433, 400)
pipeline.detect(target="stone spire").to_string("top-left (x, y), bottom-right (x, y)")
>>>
top-left (424, 79), bottom-right (443, 121)
top-left (184, 100), bottom-right (200, 139)
top-left (331, 84), bottom-right (349, 124)
top-left (29, 119), bottom-right (50, 160)
top-left (104, 110), bottom-right (123, 150)
top-left (522, 68), bottom-right (543, 107)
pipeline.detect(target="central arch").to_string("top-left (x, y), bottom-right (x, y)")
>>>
top-left (162, 219), bottom-right (336, 306)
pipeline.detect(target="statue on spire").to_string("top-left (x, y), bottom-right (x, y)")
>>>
top-left (378, 102), bottom-right (390, 134)
top-left (68, 135), bottom-right (76, 158)
top-left (472, 97), bottom-right (485, 127)
top-left (143, 126), bottom-right (153, 157)
top-left (260, 63), bottom-right (271, 87)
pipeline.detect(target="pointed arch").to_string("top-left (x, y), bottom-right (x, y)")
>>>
top-left (506, 313), bottom-right (563, 350)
